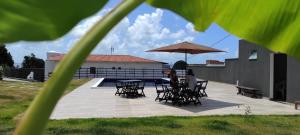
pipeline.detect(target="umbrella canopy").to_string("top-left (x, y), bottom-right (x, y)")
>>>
top-left (146, 41), bottom-right (224, 62)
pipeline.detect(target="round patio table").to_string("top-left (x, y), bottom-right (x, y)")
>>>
top-left (117, 80), bottom-right (142, 97)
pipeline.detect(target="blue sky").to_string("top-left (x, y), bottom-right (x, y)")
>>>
top-left (7, 0), bottom-right (240, 65)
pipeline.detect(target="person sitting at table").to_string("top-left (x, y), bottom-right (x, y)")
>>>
top-left (186, 69), bottom-right (197, 91)
top-left (169, 69), bottom-right (182, 104)
top-left (170, 69), bottom-right (179, 90)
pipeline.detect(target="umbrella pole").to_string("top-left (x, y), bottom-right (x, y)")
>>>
top-left (185, 52), bottom-right (187, 78)
top-left (185, 52), bottom-right (187, 63)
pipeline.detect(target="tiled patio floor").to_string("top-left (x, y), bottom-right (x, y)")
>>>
top-left (51, 78), bottom-right (300, 119)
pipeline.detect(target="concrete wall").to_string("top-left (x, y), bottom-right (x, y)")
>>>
top-left (287, 57), bottom-right (300, 102)
top-left (189, 40), bottom-right (300, 102)
top-left (237, 40), bottom-right (272, 96)
top-left (189, 59), bottom-right (239, 84)
top-left (189, 40), bottom-right (272, 97)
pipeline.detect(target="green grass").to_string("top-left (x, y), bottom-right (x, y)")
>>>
top-left (1, 79), bottom-right (300, 135)
top-left (0, 79), bottom-right (90, 134)
top-left (45, 116), bottom-right (300, 135)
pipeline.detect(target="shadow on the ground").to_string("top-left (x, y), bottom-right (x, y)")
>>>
top-left (159, 98), bottom-right (241, 113)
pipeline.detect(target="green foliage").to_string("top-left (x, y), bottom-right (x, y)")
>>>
top-left (173, 60), bottom-right (187, 70)
top-left (0, 44), bottom-right (14, 67)
top-left (12, 1), bottom-right (144, 135)
top-left (21, 53), bottom-right (45, 68)
top-left (0, 0), bottom-right (108, 42)
top-left (147, 0), bottom-right (300, 60)
top-left (2, 0), bottom-right (300, 134)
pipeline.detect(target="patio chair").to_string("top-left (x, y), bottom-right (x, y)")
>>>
top-left (171, 86), bottom-right (185, 105)
top-left (177, 82), bottom-right (190, 104)
top-left (161, 83), bottom-right (174, 103)
top-left (125, 81), bottom-right (139, 98)
top-left (154, 80), bottom-right (164, 101)
top-left (188, 82), bottom-right (203, 105)
top-left (200, 80), bottom-right (208, 97)
top-left (115, 81), bottom-right (124, 96)
top-left (137, 81), bottom-right (145, 97)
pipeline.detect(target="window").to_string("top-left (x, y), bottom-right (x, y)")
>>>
top-left (249, 50), bottom-right (258, 60)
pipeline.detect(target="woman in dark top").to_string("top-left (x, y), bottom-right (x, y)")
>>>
top-left (169, 69), bottom-right (182, 104)
top-left (170, 69), bottom-right (179, 90)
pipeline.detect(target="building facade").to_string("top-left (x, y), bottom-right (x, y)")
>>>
top-left (45, 52), bottom-right (167, 80)
top-left (189, 40), bottom-right (300, 102)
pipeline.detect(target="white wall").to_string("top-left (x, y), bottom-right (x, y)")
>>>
top-left (45, 60), bottom-right (57, 79)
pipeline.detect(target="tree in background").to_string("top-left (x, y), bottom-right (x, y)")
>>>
top-left (22, 53), bottom-right (45, 68)
top-left (0, 44), bottom-right (14, 67)
top-left (172, 60), bottom-right (187, 70)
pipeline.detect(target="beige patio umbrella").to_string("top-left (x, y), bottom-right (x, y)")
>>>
top-left (146, 41), bottom-right (224, 63)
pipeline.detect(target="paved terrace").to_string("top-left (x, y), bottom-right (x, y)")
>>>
top-left (51, 78), bottom-right (300, 119)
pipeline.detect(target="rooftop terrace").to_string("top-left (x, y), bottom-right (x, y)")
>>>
top-left (51, 78), bottom-right (300, 119)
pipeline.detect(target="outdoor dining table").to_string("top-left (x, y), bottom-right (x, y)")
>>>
top-left (116, 80), bottom-right (143, 98)
top-left (160, 78), bottom-right (207, 105)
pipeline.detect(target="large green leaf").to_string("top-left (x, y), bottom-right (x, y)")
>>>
top-left (147, 0), bottom-right (300, 60)
top-left (0, 0), bottom-right (108, 43)
top-left (13, 1), bottom-right (144, 135)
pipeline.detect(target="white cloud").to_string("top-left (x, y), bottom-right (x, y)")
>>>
top-left (128, 9), bottom-right (166, 42)
top-left (70, 8), bottom-right (111, 38)
top-left (186, 23), bottom-right (196, 33)
top-left (169, 30), bottom-right (185, 39)
top-left (7, 8), bottom-right (199, 64)
top-left (93, 8), bottom-right (198, 62)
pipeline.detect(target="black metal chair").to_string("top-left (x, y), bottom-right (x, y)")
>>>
top-left (115, 81), bottom-right (124, 95)
top-left (137, 81), bottom-right (146, 97)
top-left (188, 81), bottom-right (203, 105)
top-left (161, 84), bottom-right (174, 103)
top-left (200, 80), bottom-right (208, 97)
top-left (170, 85), bottom-right (185, 105)
top-left (170, 81), bottom-right (187, 104)
top-left (122, 82), bottom-right (131, 97)
top-left (124, 82), bottom-right (138, 98)
top-left (154, 80), bottom-right (165, 101)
